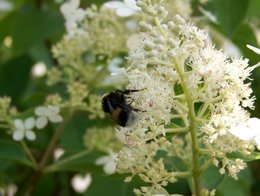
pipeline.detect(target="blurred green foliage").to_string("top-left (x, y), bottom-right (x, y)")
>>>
top-left (0, 0), bottom-right (259, 195)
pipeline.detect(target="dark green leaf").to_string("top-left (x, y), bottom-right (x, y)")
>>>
top-left (29, 41), bottom-right (53, 67)
top-left (49, 151), bottom-right (102, 173)
top-left (4, 5), bottom-right (64, 56)
top-left (232, 23), bottom-right (260, 65)
top-left (247, 0), bottom-right (260, 17)
top-left (85, 174), bottom-right (136, 196)
top-left (216, 168), bottom-right (252, 196)
top-left (0, 139), bottom-right (31, 167)
top-left (60, 112), bottom-right (103, 153)
top-left (32, 174), bottom-right (56, 196)
top-left (0, 55), bottom-right (33, 104)
top-left (206, 0), bottom-right (249, 37)
top-left (201, 166), bottom-right (226, 190)
top-left (226, 151), bottom-right (258, 162)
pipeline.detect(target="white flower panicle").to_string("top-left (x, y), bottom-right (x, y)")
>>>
top-left (115, 0), bottom-right (258, 192)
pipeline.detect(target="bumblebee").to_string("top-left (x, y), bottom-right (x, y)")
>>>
top-left (101, 89), bottom-right (141, 127)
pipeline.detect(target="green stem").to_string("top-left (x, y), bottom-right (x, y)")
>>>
top-left (155, 17), bottom-right (167, 38)
top-left (25, 111), bottom-right (73, 196)
top-left (0, 124), bottom-right (10, 128)
top-left (21, 141), bottom-right (37, 169)
top-left (173, 58), bottom-right (201, 196)
top-left (198, 148), bottom-right (211, 155)
top-left (44, 150), bottom-right (90, 173)
top-left (173, 171), bottom-right (193, 178)
top-left (197, 102), bottom-right (209, 118)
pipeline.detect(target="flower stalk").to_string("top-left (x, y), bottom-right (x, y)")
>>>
top-left (21, 140), bottom-right (37, 169)
top-left (25, 111), bottom-right (73, 195)
top-left (173, 58), bottom-right (201, 196)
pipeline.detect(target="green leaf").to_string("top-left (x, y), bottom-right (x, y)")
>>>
top-left (252, 152), bottom-right (260, 160)
top-left (32, 174), bottom-right (56, 196)
top-left (29, 41), bottom-right (53, 67)
top-left (216, 168), bottom-right (252, 196)
top-left (206, 0), bottom-right (250, 37)
top-left (60, 112), bottom-right (103, 153)
top-left (226, 151), bottom-right (258, 162)
top-left (201, 166), bottom-right (226, 190)
top-left (85, 174), bottom-right (136, 196)
top-left (0, 55), bottom-right (33, 105)
top-left (0, 140), bottom-right (31, 167)
top-left (1, 5), bottom-right (64, 56)
top-left (247, 0), bottom-right (260, 17)
top-left (47, 151), bottom-right (103, 173)
top-left (232, 23), bottom-right (260, 65)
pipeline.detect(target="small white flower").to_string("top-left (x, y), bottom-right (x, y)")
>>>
top-left (230, 118), bottom-right (260, 149)
top-left (35, 106), bottom-right (63, 129)
top-left (0, 0), bottom-right (13, 11)
top-left (103, 0), bottom-right (141, 17)
top-left (71, 173), bottom-right (92, 193)
top-left (53, 147), bottom-right (65, 161)
top-left (31, 62), bottom-right (47, 77)
top-left (12, 118), bottom-right (36, 141)
top-left (60, 0), bottom-right (86, 33)
top-left (95, 151), bottom-right (117, 175)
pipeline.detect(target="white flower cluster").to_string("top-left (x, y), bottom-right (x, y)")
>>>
top-left (12, 106), bottom-right (63, 141)
top-left (115, 0), bottom-right (259, 191)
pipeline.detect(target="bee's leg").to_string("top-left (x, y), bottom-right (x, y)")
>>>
top-left (128, 100), bottom-right (134, 105)
top-left (132, 106), bottom-right (145, 112)
top-left (116, 89), bottom-right (144, 95)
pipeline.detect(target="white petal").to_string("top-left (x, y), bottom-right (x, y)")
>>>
top-left (12, 130), bottom-right (24, 141)
top-left (230, 124), bottom-right (255, 140)
top-left (25, 118), bottom-right (35, 129)
top-left (36, 116), bottom-right (48, 129)
top-left (124, 0), bottom-right (141, 11)
top-left (103, 1), bottom-right (125, 9)
top-left (49, 114), bottom-right (63, 123)
top-left (103, 160), bottom-right (116, 175)
top-left (116, 8), bottom-right (135, 17)
top-left (254, 135), bottom-right (260, 145)
top-left (14, 119), bottom-right (24, 129)
top-left (53, 148), bottom-right (65, 161)
top-left (60, 4), bottom-right (71, 17)
top-left (35, 106), bottom-right (46, 116)
top-left (74, 9), bottom-right (86, 21)
top-left (246, 45), bottom-right (260, 55)
top-left (71, 0), bottom-right (80, 8)
top-left (25, 130), bottom-right (36, 141)
top-left (47, 106), bottom-right (59, 114)
top-left (247, 118), bottom-right (260, 131)
top-left (95, 156), bottom-right (110, 165)
top-left (71, 173), bottom-right (92, 193)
